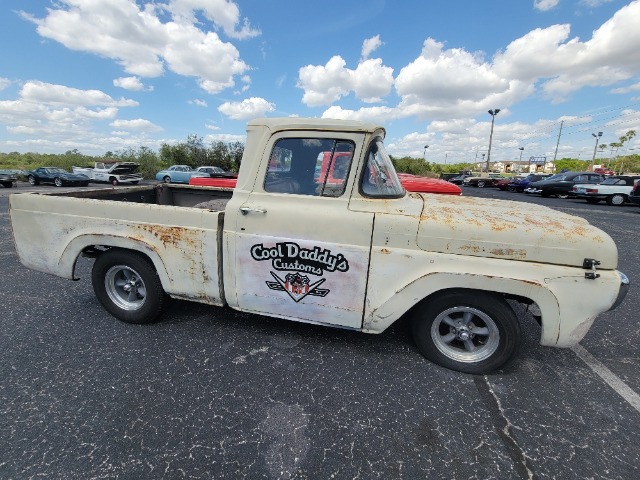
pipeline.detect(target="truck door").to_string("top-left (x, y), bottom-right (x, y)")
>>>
top-left (231, 134), bottom-right (374, 330)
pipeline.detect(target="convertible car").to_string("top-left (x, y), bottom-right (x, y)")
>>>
top-left (190, 172), bottom-right (462, 195)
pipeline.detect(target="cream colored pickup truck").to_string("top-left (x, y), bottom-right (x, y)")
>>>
top-left (9, 118), bottom-right (629, 373)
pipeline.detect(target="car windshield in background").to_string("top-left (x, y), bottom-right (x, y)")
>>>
top-left (47, 168), bottom-right (68, 174)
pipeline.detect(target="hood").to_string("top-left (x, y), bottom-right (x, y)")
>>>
top-left (416, 194), bottom-right (617, 269)
top-left (107, 162), bottom-right (139, 174)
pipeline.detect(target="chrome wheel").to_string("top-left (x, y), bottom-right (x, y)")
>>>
top-left (104, 264), bottom-right (147, 311)
top-left (430, 306), bottom-right (500, 364)
top-left (54, 177), bottom-right (63, 187)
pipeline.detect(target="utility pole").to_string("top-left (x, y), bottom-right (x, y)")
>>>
top-left (552, 120), bottom-right (563, 172)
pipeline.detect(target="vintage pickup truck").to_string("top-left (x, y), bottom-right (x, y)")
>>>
top-left (9, 118), bottom-right (629, 373)
top-left (72, 161), bottom-right (143, 185)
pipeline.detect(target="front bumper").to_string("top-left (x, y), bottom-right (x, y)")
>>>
top-left (608, 270), bottom-right (630, 311)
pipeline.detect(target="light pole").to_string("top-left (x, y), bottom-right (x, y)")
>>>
top-left (423, 145), bottom-right (429, 161)
top-left (518, 147), bottom-right (524, 172)
top-left (486, 109), bottom-right (500, 173)
top-left (591, 132), bottom-right (602, 171)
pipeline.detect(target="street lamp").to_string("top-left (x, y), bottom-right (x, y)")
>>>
top-left (423, 145), bottom-right (429, 161)
top-left (486, 109), bottom-right (501, 172)
top-left (518, 147), bottom-right (524, 172)
top-left (591, 132), bottom-right (603, 171)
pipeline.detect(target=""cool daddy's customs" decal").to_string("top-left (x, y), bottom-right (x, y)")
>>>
top-left (250, 242), bottom-right (349, 302)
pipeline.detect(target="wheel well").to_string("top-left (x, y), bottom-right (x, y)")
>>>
top-left (83, 245), bottom-right (153, 266)
top-left (404, 288), bottom-right (533, 319)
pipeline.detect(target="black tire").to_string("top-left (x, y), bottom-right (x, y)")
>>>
top-left (130, 181), bottom-right (139, 185)
top-left (477, 180), bottom-right (486, 188)
top-left (411, 291), bottom-right (521, 374)
top-left (110, 177), bottom-right (119, 186)
top-left (606, 194), bottom-right (626, 206)
top-left (54, 177), bottom-right (63, 187)
top-left (1, 182), bottom-right (11, 188)
top-left (585, 198), bottom-right (600, 204)
top-left (163, 176), bottom-right (171, 183)
top-left (91, 249), bottom-right (168, 324)
top-left (28, 175), bottom-right (39, 186)
top-left (507, 186), bottom-right (516, 192)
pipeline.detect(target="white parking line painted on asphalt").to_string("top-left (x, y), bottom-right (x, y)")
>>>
top-left (572, 344), bottom-right (640, 414)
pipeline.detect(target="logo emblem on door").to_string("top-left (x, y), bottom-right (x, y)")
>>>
top-left (250, 242), bottom-right (349, 303)
top-left (266, 272), bottom-right (329, 303)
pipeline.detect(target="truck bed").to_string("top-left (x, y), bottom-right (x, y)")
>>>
top-left (9, 184), bottom-right (233, 305)
top-left (46, 183), bottom-right (233, 209)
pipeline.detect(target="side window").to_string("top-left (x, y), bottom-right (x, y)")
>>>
top-left (264, 138), bottom-right (354, 196)
top-left (359, 139), bottom-right (404, 198)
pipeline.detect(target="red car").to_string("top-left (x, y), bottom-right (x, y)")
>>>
top-left (190, 173), bottom-right (461, 195)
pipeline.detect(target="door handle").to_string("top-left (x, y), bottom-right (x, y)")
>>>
top-left (240, 207), bottom-right (267, 215)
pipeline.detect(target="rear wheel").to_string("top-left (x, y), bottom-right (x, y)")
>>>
top-left (606, 194), bottom-right (626, 206)
top-left (477, 180), bottom-right (486, 188)
top-left (411, 291), bottom-right (521, 374)
top-left (28, 175), bottom-right (39, 186)
top-left (91, 249), bottom-right (168, 324)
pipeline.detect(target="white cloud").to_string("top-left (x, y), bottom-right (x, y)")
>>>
top-left (0, 77), bottom-right (10, 91)
top-left (114, 76), bottom-right (152, 91)
top-left (361, 35), bottom-right (383, 61)
top-left (166, 0), bottom-right (260, 40)
top-left (22, 0), bottom-right (252, 94)
top-left (218, 97), bottom-right (275, 119)
top-left (534, 0), bottom-right (560, 12)
top-left (298, 55), bottom-right (393, 107)
top-left (21, 81), bottom-right (137, 107)
top-left (611, 82), bottom-right (640, 94)
top-left (110, 118), bottom-right (163, 132)
top-left (190, 99), bottom-right (208, 107)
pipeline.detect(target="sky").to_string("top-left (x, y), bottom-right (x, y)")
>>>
top-left (1, 0), bottom-right (639, 165)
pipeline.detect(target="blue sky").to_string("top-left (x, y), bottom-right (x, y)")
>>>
top-left (1, 0), bottom-right (639, 165)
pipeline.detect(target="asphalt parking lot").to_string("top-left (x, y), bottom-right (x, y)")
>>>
top-left (1, 181), bottom-right (638, 479)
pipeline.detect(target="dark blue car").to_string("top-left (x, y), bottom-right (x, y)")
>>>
top-left (507, 173), bottom-right (551, 192)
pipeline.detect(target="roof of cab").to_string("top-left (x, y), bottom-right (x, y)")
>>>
top-left (248, 117), bottom-right (385, 136)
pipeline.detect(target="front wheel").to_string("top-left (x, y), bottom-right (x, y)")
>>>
top-left (606, 194), bottom-right (626, 206)
top-left (54, 177), bottom-right (63, 187)
top-left (411, 291), bottom-right (521, 374)
top-left (163, 176), bottom-right (171, 183)
top-left (477, 180), bottom-right (486, 188)
top-left (110, 178), bottom-right (119, 186)
top-left (91, 249), bottom-right (168, 324)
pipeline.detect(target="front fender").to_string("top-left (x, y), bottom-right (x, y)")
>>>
top-left (363, 270), bottom-right (561, 346)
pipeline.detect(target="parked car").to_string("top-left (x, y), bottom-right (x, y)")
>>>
top-left (0, 170), bottom-right (18, 188)
top-left (496, 176), bottom-right (521, 190)
top-left (507, 173), bottom-right (552, 193)
top-left (449, 174), bottom-right (473, 185)
top-left (572, 176), bottom-right (640, 205)
top-left (155, 165), bottom-right (210, 184)
top-left (463, 174), bottom-right (507, 188)
top-left (629, 180), bottom-right (640, 206)
top-left (594, 167), bottom-right (615, 176)
top-left (195, 166), bottom-right (238, 178)
top-left (27, 167), bottom-right (90, 187)
top-left (528, 172), bottom-right (604, 198)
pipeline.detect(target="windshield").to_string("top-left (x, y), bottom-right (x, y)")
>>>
top-left (360, 139), bottom-right (404, 198)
